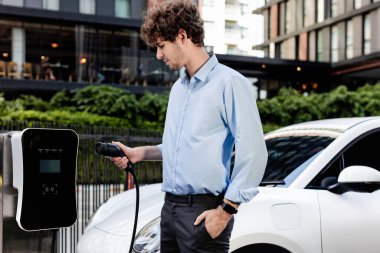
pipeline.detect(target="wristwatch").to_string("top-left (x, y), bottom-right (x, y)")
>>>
top-left (220, 201), bottom-right (238, 215)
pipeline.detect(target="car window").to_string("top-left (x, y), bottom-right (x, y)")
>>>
top-left (261, 135), bottom-right (334, 186)
top-left (343, 130), bottom-right (380, 169)
top-left (308, 129), bottom-right (380, 189)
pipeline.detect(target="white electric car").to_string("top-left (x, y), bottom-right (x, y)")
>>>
top-left (77, 117), bottom-right (380, 253)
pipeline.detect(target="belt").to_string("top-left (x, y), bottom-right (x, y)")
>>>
top-left (165, 193), bottom-right (223, 206)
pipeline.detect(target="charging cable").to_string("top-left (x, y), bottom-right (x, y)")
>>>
top-left (95, 142), bottom-right (139, 253)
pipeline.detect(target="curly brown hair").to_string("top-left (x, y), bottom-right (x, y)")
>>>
top-left (140, 0), bottom-right (204, 48)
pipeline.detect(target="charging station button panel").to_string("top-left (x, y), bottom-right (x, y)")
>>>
top-left (12, 128), bottom-right (79, 231)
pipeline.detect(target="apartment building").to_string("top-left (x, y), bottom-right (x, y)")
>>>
top-left (200, 0), bottom-right (264, 57)
top-left (253, 0), bottom-right (380, 93)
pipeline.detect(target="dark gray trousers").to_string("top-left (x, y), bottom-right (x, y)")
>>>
top-left (160, 196), bottom-right (234, 253)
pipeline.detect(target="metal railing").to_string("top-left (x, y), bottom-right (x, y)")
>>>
top-left (0, 120), bottom-right (163, 253)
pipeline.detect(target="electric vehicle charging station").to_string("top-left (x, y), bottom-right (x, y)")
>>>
top-left (0, 128), bottom-right (78, 252)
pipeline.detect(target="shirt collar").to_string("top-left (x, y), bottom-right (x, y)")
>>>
top-left (180, 54), bottom-right (218, 85)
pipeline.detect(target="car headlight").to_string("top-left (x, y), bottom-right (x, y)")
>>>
top-left (133, 217), bottom-right (161, 253)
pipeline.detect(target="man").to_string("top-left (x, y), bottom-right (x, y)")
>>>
top-left (111, 0), bottom-right (268, 252)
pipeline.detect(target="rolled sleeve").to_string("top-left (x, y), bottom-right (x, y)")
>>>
top-left (157, 144), bottom-right (163, 154)
top-left (225, 186), bottom-right (259, 203)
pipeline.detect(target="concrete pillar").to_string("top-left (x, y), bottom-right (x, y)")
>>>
top-left (11, 28), bottom-right (25, 79)
top-left (270, 3), bottom-right (278, 38)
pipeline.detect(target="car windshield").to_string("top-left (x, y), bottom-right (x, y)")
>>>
top-left (260, 135), bottom-right (335, 186)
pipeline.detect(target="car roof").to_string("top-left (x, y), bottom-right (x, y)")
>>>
top-left (268, 117), bottom-right (380, 136)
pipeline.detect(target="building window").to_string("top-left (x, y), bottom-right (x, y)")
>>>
top-left (267, 9), bottom-right (271, 40)
top-left (346, 19), bottom-right (353, 59)
top-left (0, 21), bottom-right (15, 62)
top-left (226, 45), bottom-right (239, 55)
top-left (363, 13), bottom-right (371, 55)
top-left (24, 23), bottom-right (73, 81)
top-left (80, 0), bottom-right (96, 15)
top-left (43, 0), bottom-right (59, 11)
top-left (115, 0), bottom-right (130, 18)
top-left (316, 29), bottom-right (324, 61)
top-left (0, 18), bottom-right (174, 86)
top-left (225, 21), bottom-right (240, 42)
top-left (303, 0), bottom-right (314, 27)
top-left (331, 25), bottom-right (339, 62)
top-left (240, 3), bottom-right (250, 15)
top-left (1, 0), bottom-right (23, 7)
top-left (354, 0), bottom-right (362, 9)
top-left (302, 0), bottom-right (307, 27)
top-left (280, 38), bottom-right (296, 60)
top-left (285, 0), bottom-right (291, 33)
top-left (317, 0), bottom-right (324, 23)
top-left (240, 27), bottom-right (249, 39)
top-left (25, 0), bottom-right (42, 9)
top-left (225, 20), bottom-right (239, 37)
top-left (331, 0), bottom-right (337, 18)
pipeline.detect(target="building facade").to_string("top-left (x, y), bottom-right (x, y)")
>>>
top-left (253, 0), bottom-right (380, 93)
top-left (200, 0), bottom-right (265, 57)
top-left (0, 0), bottom-right (269, 98)
top-left (0, 0), bottom-right (180, 98)
top-left (0, 0), bottom-right (340, 99)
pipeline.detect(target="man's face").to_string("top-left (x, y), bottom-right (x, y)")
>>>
top-left (155, 37), bottom-right (184, 71)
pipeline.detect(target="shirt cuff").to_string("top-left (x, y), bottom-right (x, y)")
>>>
top-left (225, 186), bottom-right (259, 203)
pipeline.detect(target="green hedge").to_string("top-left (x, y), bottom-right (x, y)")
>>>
top-left (0, 85), bottom-right (168, 130)
top-left (258, 83), bottom-right (380, 130)
top-left (1, 110), bottom-right (133, 128)
top-left (1, 83), bottom-right (380, 132)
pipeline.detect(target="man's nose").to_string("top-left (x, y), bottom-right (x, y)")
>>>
top-left (156, 48), bottom-right (163, 60)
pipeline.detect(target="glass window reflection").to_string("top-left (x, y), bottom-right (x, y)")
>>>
top-left (42, 0), bottom-right (59, 11)
top-left (80, 0), bottom-right (96, 15)
top-left (25, 0), bottom-right (42, 9)
top-left (0, 20), bottom-right (13, 62)
top-left (115, 0), bottom-right (130, 18)
top-left (0, 19), bottom-right (179, 86)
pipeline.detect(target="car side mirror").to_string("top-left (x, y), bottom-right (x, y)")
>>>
top-left (328, 166), bottom-right (380, 194)
top-left (338, 165), bottom-right (380, 183)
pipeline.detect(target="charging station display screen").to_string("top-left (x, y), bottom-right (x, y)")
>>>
top-left (39, 160), bottom-right (60, 173)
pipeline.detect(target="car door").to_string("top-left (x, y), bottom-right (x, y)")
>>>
top-left (308, 129), bottom-right (380, 253)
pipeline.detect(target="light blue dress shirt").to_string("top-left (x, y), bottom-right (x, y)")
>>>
top-left (157, 54), bottom-right (268, 203)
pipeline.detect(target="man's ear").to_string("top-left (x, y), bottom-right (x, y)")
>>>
top-left (177, 29), bottom-right (187, 43)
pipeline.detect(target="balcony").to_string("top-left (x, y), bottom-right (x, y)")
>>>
top-left (225, 4), bottom-right (240, 21)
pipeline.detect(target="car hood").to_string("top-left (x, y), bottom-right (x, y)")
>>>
top-left (88, 183), bottom-right (164, 236)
